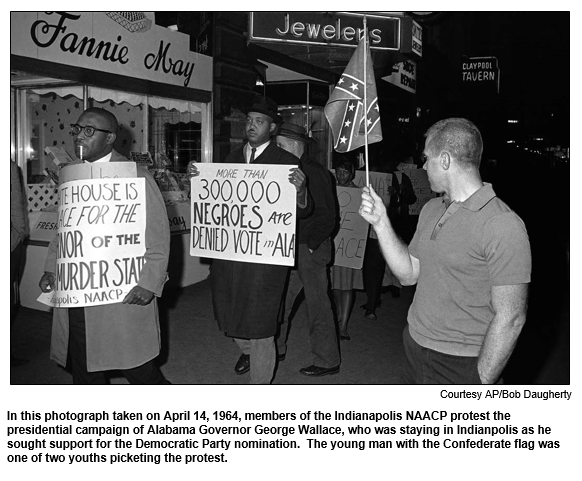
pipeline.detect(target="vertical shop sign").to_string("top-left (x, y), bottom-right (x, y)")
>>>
top-left (411, 20), bottom-right (423, 57)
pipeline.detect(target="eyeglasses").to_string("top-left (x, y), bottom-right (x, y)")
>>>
top-left (70, 124), bottom-right (113, 137)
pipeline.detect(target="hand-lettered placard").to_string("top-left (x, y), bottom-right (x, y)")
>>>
top-left (190, 163), bottom-right (297, 266)
top-left (40, 168), bottom-right (147, 307)
top-left (333, 186), bottom-right (369, 269)
top-left (60, 162), bottom-right (137, 183)
top-left (353, 171), bottom-right (393, 206)
top-left (406, 168), bottom-right (436, 215)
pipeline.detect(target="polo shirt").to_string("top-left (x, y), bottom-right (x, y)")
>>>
top-left (407, 183), bottom-right (531, 356)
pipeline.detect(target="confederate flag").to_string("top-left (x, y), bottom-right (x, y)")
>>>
top-left (324, 37), bottom-right (382, 153)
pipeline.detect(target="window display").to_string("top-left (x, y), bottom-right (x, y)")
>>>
top-left (11, 73), bottom-right (207, 235)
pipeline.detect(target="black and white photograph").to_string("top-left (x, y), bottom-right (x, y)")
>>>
top-left (7, 7), bottom-right (574, 479)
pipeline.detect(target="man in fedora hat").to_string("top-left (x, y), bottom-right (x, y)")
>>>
top-left (275, 122), bottom-right (341, 377)
top-left (191, 96), bottom-right (311, 384)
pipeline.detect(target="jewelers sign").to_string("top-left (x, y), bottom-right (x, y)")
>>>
top-left (40, 164), bottom-right (147, 307)
top-left (190, 163), bottom-right (297, 266)
top-left (249, 12), bottom-right (400, 50)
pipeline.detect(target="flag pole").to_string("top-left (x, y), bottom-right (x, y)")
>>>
top-left (363, 15), bottom-right (370, 187)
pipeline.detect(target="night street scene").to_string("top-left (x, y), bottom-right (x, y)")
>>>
top-left (10, 11), bottom-right (570, 386)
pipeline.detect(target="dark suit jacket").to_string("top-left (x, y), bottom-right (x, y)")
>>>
top-left (296, 153), bottom-right (337, 251)
top-left (210, 141), bottom-right (312, 339)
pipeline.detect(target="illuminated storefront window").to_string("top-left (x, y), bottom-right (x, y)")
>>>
top-left (11, 74), bottom-right (207, 214)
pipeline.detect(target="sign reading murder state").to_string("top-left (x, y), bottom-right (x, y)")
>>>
top-left (190, 163), bottom-right (297, 266)
top-left (333, 186), bottom-right (368, 269)
top-left (42, 171), bottom-right (147, 308)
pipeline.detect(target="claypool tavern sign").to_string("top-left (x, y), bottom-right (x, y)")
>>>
top-left (249, 12), bottom-right (401, 51)
top-left (11, 12), bottom-right (212, 92)
top-left (461, 56), bottom-right (500, 94)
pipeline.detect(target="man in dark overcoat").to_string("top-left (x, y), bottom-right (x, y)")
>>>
top-left (206, 97), bottom-right (311, 384)
top-left (39, 108), bottom-right (170, 384)
top-left (274, 122), bottom-right (341, 377)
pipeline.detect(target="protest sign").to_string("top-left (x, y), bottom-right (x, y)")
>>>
top-left (38, 163), bottom-right (146, 308)
top-left (352, 170), bottom-right (393, 206)
top-left (333, 185), bottom-right (369, 269)
top-left (60, 162), bottom-right (137, 183)
top-left (406, 168), bottom-right (437, 215)
top-left (190, 163), bottom-right (297, 266)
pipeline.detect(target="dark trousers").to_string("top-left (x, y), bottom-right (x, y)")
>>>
top-left (68, 307), bottom-right (167, 385)
top-left (277, 241), bottom-right (340, 368)
top-left (402, 325), bottom-right (489, 384)
top-left (362, 238), bottom-right (385, 309)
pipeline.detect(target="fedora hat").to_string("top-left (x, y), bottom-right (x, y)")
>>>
top-left (242, 96), bottom-right (281, 122)
top-left (276, 122), bottom-right (313, 144)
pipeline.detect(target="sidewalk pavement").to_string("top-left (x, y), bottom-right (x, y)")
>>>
top-left (10, 276), bottom-right (569, 385)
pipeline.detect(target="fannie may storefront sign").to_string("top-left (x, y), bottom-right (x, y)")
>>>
top-left (249, 12), bottom-right (400, 51)
top-left (11, 12), bottom-right (212, 92)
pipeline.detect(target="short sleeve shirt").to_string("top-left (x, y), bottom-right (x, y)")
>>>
top-left (407, 183), bottom-right (531, 356)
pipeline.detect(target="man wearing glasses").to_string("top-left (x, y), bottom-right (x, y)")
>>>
top-left (39, 108), bottom-right (171, 384)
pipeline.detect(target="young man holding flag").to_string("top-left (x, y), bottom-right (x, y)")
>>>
top-left (359, 118), bottom-right (531, 384)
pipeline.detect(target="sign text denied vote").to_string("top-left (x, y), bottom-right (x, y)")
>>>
top-left (190, 164), bottom-right (297, 266)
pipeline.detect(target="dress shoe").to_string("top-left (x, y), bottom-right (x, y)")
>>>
top-left (364, 309), bottom-right (377, 320)
top-left (278, 352), bottom-right (286, 362)
top-left (299, 365), bottom-right (340, 377)
top-left (339, 333), bottom-right (351, 342)
top-left (234, 353), bottom-right (250, 375)
top-left (10, 355), bottom-right (29, 367)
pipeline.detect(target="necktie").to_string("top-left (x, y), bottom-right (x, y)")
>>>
top-left (249, 147), bottom-right (256, 164)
